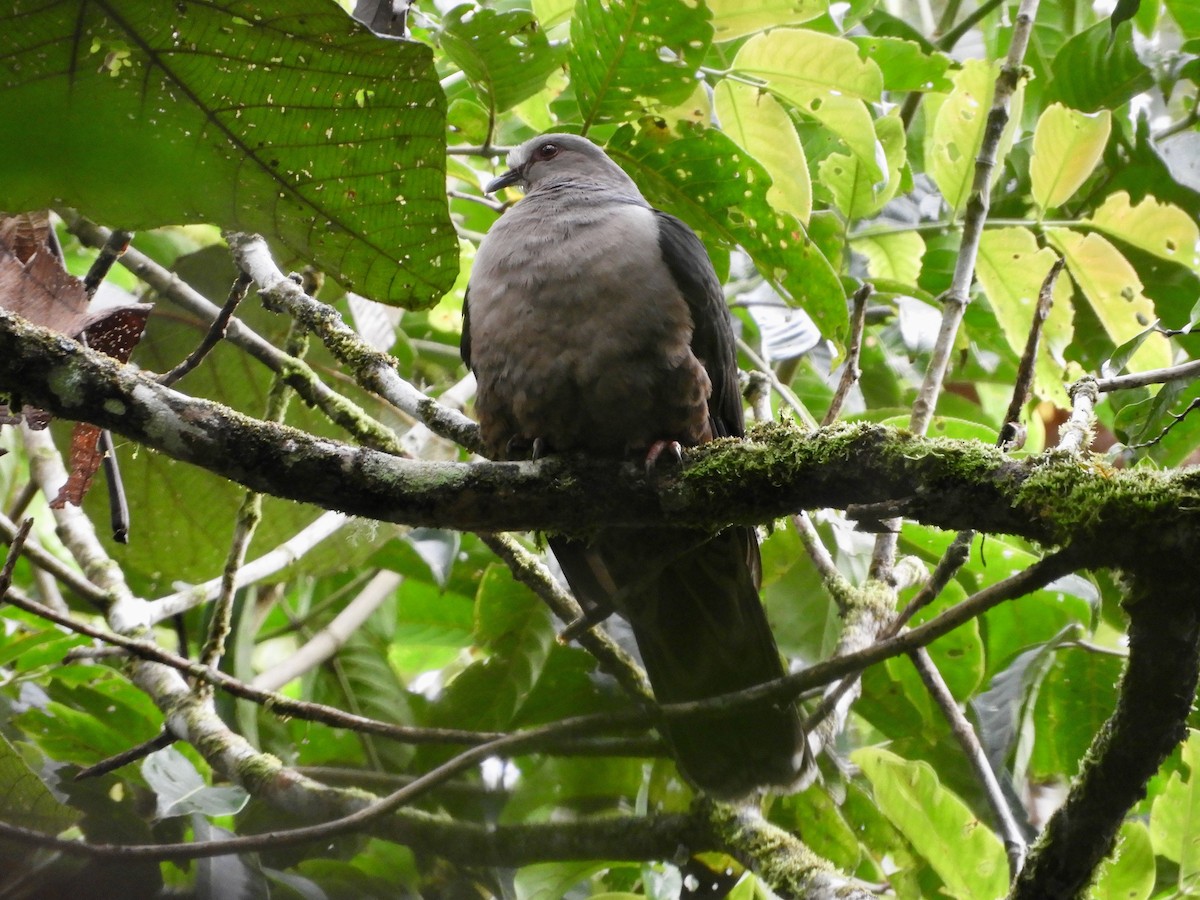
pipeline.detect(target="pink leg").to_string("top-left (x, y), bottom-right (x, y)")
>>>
top-left (643, 439), bottom-right (683, 474)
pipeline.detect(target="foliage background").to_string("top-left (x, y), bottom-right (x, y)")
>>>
top-left (1, 0), bottom-right (1199, 896)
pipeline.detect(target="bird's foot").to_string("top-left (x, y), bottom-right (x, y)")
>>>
top-left (505, 435), bottom-right (550, 461)
top-left (644, 439), bottom-right (683, 475)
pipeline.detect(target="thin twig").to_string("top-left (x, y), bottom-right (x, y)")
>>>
top-left (1001, 258), bottom-right (1065, 445)
top-left (736, 337), bottom-right (818, 429)
top-left (252, 570), bottom-right (402, 691)
top-left (157, 272), bottom-right (251, 387)
top-left (874, 0), bottom-right (1041, 580)
top-left (1058, 379), bottom-right (1098, 455)
top-left (823, 283), bottom-right (872, 426)
top-left (0, 516), bottom-right (32, 599)
top-left (1095, 358), bottom-right (1200, 393)
top-left (99, 429), bottom-right (129, 543)
top-left (149, 512), bottom-right (349, 623)
top-left (226, 232), bottom-right (483, 454)
top-left (908, 647), bottom-right (1027, 876)
top-left (74, 729), bottom-right (176, 780)
top-left (62, 214), bottom-right (408, 456)
top-left (82, 229), bottom-right (133, 298)
top-left (478, 532), bottom-right (653, 701)
top-left (0, 510), bottom-right (108, 607)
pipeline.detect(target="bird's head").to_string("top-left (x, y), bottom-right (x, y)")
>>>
top-left (484, 134), bottom-right (640, 196)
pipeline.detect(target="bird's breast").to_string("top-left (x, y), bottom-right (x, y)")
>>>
top-left (468, 200), bottom-right (711, 457)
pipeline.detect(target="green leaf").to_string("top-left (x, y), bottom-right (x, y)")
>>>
top-left (818, 113), bottom-right (906, 219)
top-left (440, 6), bottom-right (565, 117)
top-left (532, 0), bottom-right (576, 31)
top-left (854, 747), bottom-right (1009, 899)
top-left (142, 746), bottom-right (249, 820)
top-left (0, 732), bottom-right (79, 832)
top-left (1047, 227), bottom-right (1171, 371)
top-left (1046, 20), bottom-right (1154, 113)
top-left (848, 35), bottom-right (954, 93)
top-left (569, 0), bottom-right (713, 131)
top-left (975, 227), bottom-right (1074, 407)
top-left (0, 0), bottom-right (456, 306)
top-left (926, 59), bottom-right (1024, 216)
top-left (851, 231), bottom-right (925, 285)
top-left (1030, 103), bottom-right (1112, 211)
top-left (713, 80), bottom-right (812, 224)
top-left (706, 0), bottom-right (826, 42)
top-left (732, 30), bottom-right (884, 183)
top-left (1092, 821), bottom-right (1154, 900)
top-left (1166, 0), bottom-right (1200, 37)
top-left (606, 121), bottom-right (847, 339)
top-left (515, 861), bottom-right (611, 900)
top-left (1088, 191), bottom-right (1200, 269)
top-left (1151, 730), bottom-right (1200, 888)
top-left (1029, 648), bottom-right (1124, 780)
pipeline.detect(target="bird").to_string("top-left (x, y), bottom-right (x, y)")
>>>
top-left (460, 133), bottom-right (810, 798)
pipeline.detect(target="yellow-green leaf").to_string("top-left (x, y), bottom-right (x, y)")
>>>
top-left (852, 230), bottom-right (925, 285)
top-left (854, 747), bottom-right (1009, 899)
top-left (532, 0), bottom-right (574, 31)
top-left (1150, 730), bottom-right (1200, 890)
top-left (732, 31), bottom-right (884, 184)
top-left (715, 80), bottom-right (811, 224)
top-left (926, 58), bottom-right (1024, 215)
top-left (1088, 191), bottom-right (1200, 269)
top-left (818, 113), bottom-right (906, 219)
top-left (1093, 821), bottom-right (1154, 900)
top-left (706, 0), bottom-right (826, 42)
top-left (1030, 103), bottom-right (1111, 211)
top-left (976, 227), bottom-right (1073, 407)
top-left (1047, 227), bottom-right (1170, 371)
top-left (733, 30), bottom-right (883, 100)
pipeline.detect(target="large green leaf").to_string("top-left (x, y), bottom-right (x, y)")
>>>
top-left (851, 231), bottom-right (925, 285)
top-left (440, 6), bottom-right (565, 118)
top-left (1046, 20), bottom-right (1154, 113)
top-left (1151, 730), bottom-right (1200, 891)
top-left (1092, 821), bottom-right (1154, 900)
top-left (855, 747), bottom-right (1009, 899)
top-left (606, 122), bottom-right (847, 339)
top-left (0, 732), bottom-right (79, 832)
top-left (0, 0), bottom-right (456, 306)
top-left (568, 0), bottom-right (712, 131)
top-left (713, 80), bottom-right (812, 224)
top-left (1029, 648), bottom-right (1123, 779)
top-left (848, 35), bottom-right (954, 93)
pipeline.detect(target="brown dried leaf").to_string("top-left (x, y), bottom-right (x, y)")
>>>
top-left (0, 212), bottom-right (53, 264)
top-left (50, 424), bottom-right (104, 509)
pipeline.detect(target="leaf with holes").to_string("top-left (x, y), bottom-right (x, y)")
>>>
top-left (440, 6), bottom-right (565, 118)
top-left (607, 121), bottom-right (846, 340)
top-left (569, 0), bottom-right (712, 131)
top-left (0, 0), bottom-right (456, 307)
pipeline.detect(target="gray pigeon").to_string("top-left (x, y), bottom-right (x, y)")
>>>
top-left (461, 133), bottom-right (810, 797)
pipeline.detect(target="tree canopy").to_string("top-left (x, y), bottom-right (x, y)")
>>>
top-left (1, 0), bottom-right (1200, 897)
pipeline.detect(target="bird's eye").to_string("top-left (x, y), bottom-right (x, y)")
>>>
top-left (534, 142), bottom-right (560, 161)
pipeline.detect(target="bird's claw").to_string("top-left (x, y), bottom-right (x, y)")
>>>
top-left (644, 440), bottom-right (684, 474)
top-left (505, 435), bottom-right (550, 461)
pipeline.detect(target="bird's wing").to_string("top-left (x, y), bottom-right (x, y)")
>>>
top-left (460, 286), bottom-right (473, 369)
top-left (652, 210), bottom-right (744, 440)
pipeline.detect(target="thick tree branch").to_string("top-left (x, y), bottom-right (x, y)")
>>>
top-left (9, 309), bottom-right (1200, 572)
top-left (1012, 573), bottom-right (1200, 898)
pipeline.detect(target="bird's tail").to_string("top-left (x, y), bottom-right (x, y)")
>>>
top-left (551, 528), bottom-right (811, 798)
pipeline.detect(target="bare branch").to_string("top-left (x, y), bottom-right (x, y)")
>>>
top-left (157, 272), bottom-right (251, 387)
top-left (226, 231), bottom-right (483, 454)
top-left (822, 283), bottom-right (872, 426)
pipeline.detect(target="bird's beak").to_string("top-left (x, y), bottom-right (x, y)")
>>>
top-left (485, 167), bottom-right (523, 194)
